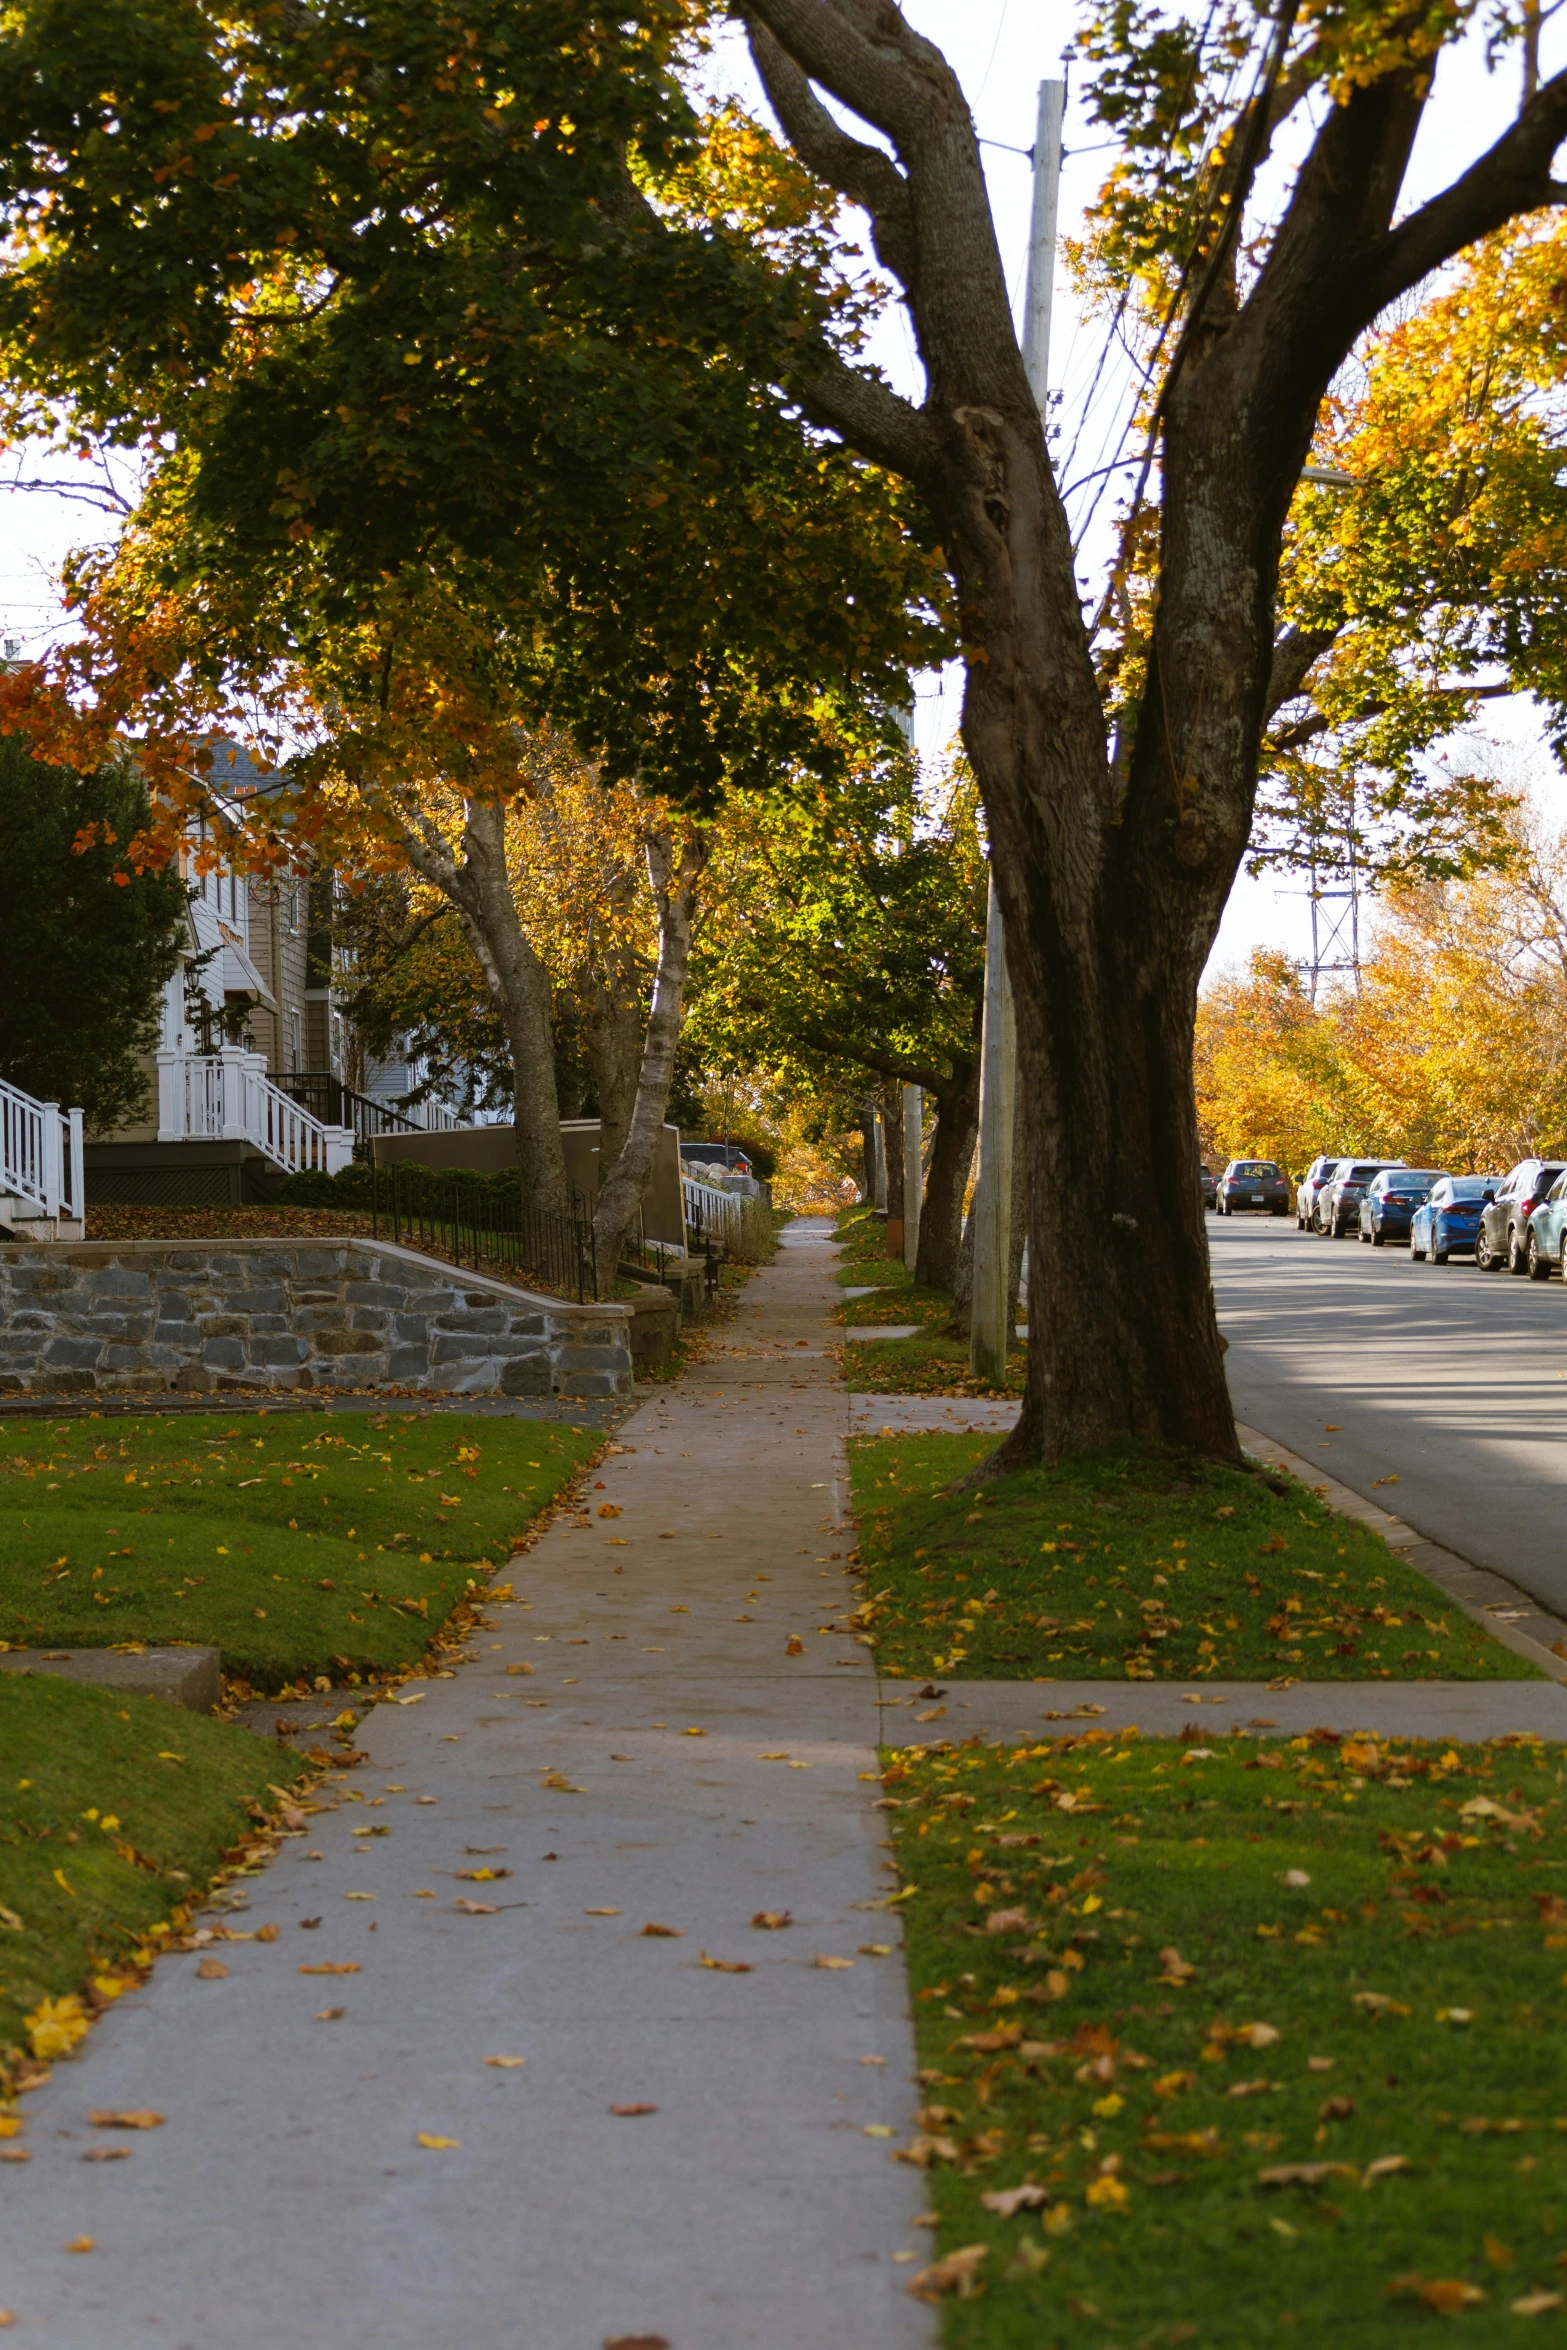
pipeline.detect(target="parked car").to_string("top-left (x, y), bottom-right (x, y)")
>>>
top-left (1217, 1159), bottom-right (1290, 1214)
top-left (1409, 1175), bottom-right (1499, 1263)
top-left (1296, 1156), bottom-right (1344, 1230)
top-left (1317, 1160), bottom-right (1403, 1237)
top-left (1199, 1162), bottom-right (1217, 1211)
top-left (1522, 1170), bottom-right (1567, 1280)
top-left (1476, 1159), bottom-right (1567, 1274)
top-left (1358, 1167), bottom-right (1442, 1246)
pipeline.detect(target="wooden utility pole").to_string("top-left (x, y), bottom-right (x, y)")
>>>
top-left (970, 74), bottom-right (1063, 1383)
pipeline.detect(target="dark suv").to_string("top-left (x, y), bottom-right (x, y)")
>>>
top-left (1217, 1160), bottom-right (1289, 1215)
top-left (1477, 1159), bottom-right (1567, 1274)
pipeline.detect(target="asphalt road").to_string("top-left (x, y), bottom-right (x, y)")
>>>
top-left (1212, 1211), bottom-right (1567, 1617)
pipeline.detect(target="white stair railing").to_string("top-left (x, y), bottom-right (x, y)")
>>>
top-left (0, 1078), bottom-right (84, 1224)
top-left (158, 1048), bottom-right (354, 1177)
top-left (682, 1172), bottom-right (742, 1245)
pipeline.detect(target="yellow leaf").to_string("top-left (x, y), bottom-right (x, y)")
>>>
top-left (63, 2237), bottom-right (94, 2255)
top-left (1086, 2174), bottom-right (1130, 2210)
top-left (815, 1954), bottom-right (855, 1970)
top-left (639, 1922), bottom-right (683, 1937)
top-left (752, 1910), bottom-right (792, 1930)
top-left (88, 2110), bottom-right (164, 2130)
top-left (26, 1994), bottom-right (88, 2060)
top-left (700, 1950), bottom-right (753, 1973)
top-left (52, 1868), bottom-right (75, 1897)
top-left (415, 2133), bottom-right (460, 2150)
top-left (863, 2124), bottom-right (894, 2138)
top-left (484, 2056), bottom-right (526, 2069)
top-left (298, 1962), bottom-right (360, 1976)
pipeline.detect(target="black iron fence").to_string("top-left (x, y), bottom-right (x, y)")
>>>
top-left (370, 1158), bottom-right (597, 1302)
top-left (277, 1072), bottom-right (420, 1159)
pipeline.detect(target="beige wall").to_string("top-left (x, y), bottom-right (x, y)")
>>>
top-left (373, 1122), bottom-right (686, 1246)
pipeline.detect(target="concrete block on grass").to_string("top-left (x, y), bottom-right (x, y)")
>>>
top-left (0, 1643), bottom-right (221, 1713)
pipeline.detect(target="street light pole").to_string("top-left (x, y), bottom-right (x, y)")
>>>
top-left (971, 75), bottom-right (1064, 1384)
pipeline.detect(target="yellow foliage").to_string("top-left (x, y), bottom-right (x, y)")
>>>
top-left (1200, 821), bottom-right (1567, 1175)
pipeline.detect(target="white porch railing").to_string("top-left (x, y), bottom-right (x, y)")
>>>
top-left (158, 1047), bottom-right (354, 1177)
top-left (0, 1079), bottom-right (84, 1223)
top-left (682, 1172), bottom-right (742, 1245)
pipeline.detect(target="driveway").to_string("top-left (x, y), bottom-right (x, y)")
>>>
top-left (1213, 1214), bottom-right (1567, 1616)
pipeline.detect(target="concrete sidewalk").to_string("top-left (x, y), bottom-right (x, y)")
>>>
top-left (0, 1219), bottom-right (932, 2350)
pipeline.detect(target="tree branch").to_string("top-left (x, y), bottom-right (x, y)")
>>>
top-left (788, 348), bottom-right (942, 484)
top-left (1352, 67), bottom-right (1567, 322)
top-left (743, 13), bottom-right (915, 283)
top-left (1265, 624), bottom-right (1338, 718)
top-left (1267, 676), bottom-right (1520, 753)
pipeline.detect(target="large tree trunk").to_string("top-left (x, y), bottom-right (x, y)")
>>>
top-left (398, 796), bottom-right (567, 1212)
top-left (914, 1065), bottom-right (978, 1292)
top-left (742, 0), bottom-right (1567, 1471)
top-left (592, 822), bottom-right (708, 1289)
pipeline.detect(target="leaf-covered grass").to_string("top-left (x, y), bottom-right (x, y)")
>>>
top-left (845, 1329), bottom-right (1028, 1397)
top-left (886, 1729), bottom-right (1567, 2344)
top-left (850, 1434), bottom-right (1530, 1682)
top-left (0, 1673), bottom-right (306, 2068)
top-left (841, 1276), bottom-right (954, 1328)
top-left (0, 1411), bottom-right (599, 1689)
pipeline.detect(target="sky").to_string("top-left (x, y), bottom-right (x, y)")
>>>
top-left (3, 2), bottom-right (1565, 985)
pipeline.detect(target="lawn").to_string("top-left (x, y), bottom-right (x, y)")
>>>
top-left (847, 1329), bottom-right (1028, 1396)
top-left (0, 1672), bottom-right (307, 2077)
top-left (0, 1411), bottom-right (599, 1690)
top-left (885, 1729), bottom-right (1567, 2344)
top-left (850, 1433), bottom-right (1529, 1682)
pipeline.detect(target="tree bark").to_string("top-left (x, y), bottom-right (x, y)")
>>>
top-left (396, 796), bottom-right (567, 1212)
top-left (915, 1061), bottom-right (978, 1291)
top-left (859, 1095), bottom-right (879, 1206)
top-left (591, 822), bottom-right (708, 1288)
top-left (882, 1077), bottom-right (904, 1241)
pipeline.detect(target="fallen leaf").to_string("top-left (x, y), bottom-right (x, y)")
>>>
top-left (315, 2007), bottom-right (345, 2021)
top-left (1258, 2163), bottom-right (1356, 2186)
top-left (89, 2111), bottom-right (163, 2130)
top-left (1363, 2155), bottom-right (1410, 2183)
top-left (63, 2237), bottom-right (94, 2254)
top-left (584, 1907), bottom-right (622, 1917)
top-left (1239, 2022), bottom-right (1281, 2048)
top-left (1514, 2292), bottom-right (1564, 2316)
top-left (484, 2056), bottom-right (526, 2069)
top-left (1158, 1946), bottom-right (1196, 1984)
top-left (455, 1898), bottom-right (499, 1915)
top-left (815, 1954), bottom-right (855, 1970)
top-left (195, 1959), bottom-right (229, 1981)
top-left (1388, 2275), bottom-right (1486, 2314)
top-left (908, 2243), bottom-right (989, 2302)
top-left (752, 1910), bottom-right (792, 1930)
top-left (415, 2133), bottom-right (460, 2150)
top-left (604, 2336), bottom-right (669, 2349)
top-left (610, 2102), bottom-right (658, 2116)
top-left (597, 1504), bottom-right (622, 1518)
top-left (699, 1951), bottom-right (752, 1973)
top-left (640, 1923), bottom-right (683, 1938)
top-left (785, 1636), bottom-right (804, 1656)
top-left (1281, 1870), bottom-right (1312, 1889)
top-left (506, 1663), bottom-right (535, 1677)
top-left (1351, 1991), bottom-right (1408, 2016)
top-left (82, 2147), bottom-right (130, 2162)
top-left (864, 2123), bottom-right (895, 2138)
top-left (859, 1943), bottom-right (893, 1957)
top-left (299, 1963), bottom-right (360, 1976)
top-left (986, 1907), bottom-right (1030, 1935)
top-left (456, 1869), bottom-right (512, 1883)
top-left (981, 2182), bottom-right (1051, 2217)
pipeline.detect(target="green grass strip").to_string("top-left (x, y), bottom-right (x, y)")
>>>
top-left (885, 1728), bottom-right (1567, 2342)
top-left (0, 1411), bottom-right (598, 1689)
top-left (0, 1674), bottom-right (306, 2065)
top-left (850, 1434), bottom-right (1529, 1682)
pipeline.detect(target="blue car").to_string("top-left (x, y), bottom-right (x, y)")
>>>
top-left (1409, 1175), bottom-right (1499, 1263)
top-left (1358, 1167), bottom-right (1442, 1246)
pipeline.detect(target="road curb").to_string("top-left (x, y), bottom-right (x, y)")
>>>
top-left (1237, 1420), bottom-right (1567, 1685)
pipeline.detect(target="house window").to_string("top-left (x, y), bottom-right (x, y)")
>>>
top-left (288, 1008), bottom-right (302, 1070)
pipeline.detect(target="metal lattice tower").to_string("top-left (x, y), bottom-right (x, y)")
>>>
top-left (1299, 788), bottom-right (1363, 1004)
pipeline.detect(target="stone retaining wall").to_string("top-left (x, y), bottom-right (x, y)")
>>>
top-left (0, 1239), bottom-right (632, 1400)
